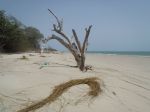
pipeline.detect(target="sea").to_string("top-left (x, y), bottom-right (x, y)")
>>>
top-left (87, 51), bottom-right (150, 56)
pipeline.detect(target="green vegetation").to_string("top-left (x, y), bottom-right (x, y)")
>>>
top-left (0, 10), bottom-right (44, 53)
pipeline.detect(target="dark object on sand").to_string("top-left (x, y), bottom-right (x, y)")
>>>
top-left (20, 55), bottom-right (28, 60)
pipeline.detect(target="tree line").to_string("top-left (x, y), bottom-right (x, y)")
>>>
top-left (0, 10), bottom-right (44, 53)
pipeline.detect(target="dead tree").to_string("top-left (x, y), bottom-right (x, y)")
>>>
top-left (45, 9), bottom-right (92, 71)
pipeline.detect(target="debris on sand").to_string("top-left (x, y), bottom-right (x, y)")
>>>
top-left (19, 55), bottom-right (29, 60)
top-left (17, 77), bottom-right (101, 112)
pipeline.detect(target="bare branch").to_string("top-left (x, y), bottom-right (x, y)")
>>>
top-left (48, 9), bottom-right (60, 28)
top-left (53, 29), bottom-right (72, 45)
top-left (46, 35), bottom-right (78, 58)
top-left (48, 9), bottom-right (62, 31)
top-left (48, 9), bottom-right (71, 45)
top-left (72, 29), bottom-right (82, 53)
top-left (47, 35), bottom-right (70, 49)
top-left (82, 25), bottom-right (92, 53)
top-left (48, 9), bottom-right (59, 24)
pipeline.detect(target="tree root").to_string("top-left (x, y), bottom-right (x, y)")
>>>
top-left (85, 65), bottom-right (93, 71)
top-left (17, 77), bottom-right (101, 112)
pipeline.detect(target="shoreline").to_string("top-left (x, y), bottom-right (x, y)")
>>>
top-left (87, 53), bottom-right (150, 58)
top-left (87, 51), bottom-right (150, 57)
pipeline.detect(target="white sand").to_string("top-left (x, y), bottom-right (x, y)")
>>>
top-left (0, 53), bottom-right (150, 112)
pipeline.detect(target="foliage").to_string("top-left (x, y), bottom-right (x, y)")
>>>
top-left (25, 27), bottom-right (44, 50)
top-left (0, 10), bottom-right (44, 52)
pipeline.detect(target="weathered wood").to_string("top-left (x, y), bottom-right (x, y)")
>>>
top-left (82, 25), bottom-right (92, 53)
top-left (48, 9), bottom-right (62, 31)
top-left (47, 35), bottom-right (78, 58)
top-left (54, 30), bottom-right (71, 45)
top-left (46, 9), bottom-right (92, 71)
top-left (72, 29), bottom-right (82, 53)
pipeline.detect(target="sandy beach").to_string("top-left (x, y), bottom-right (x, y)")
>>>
top-left (0, 52), bottom-right (150, 112)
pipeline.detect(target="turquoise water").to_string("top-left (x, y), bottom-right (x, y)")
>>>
top-left (87, 51), bottom-right (150, 56)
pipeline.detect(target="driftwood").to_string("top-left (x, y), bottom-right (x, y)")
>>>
top-left (45, 9), bottom-right (92, 71)
top-left (17, 77), bottom-right (101, 112)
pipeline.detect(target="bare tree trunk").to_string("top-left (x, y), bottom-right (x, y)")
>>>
top-left (79, 55), bottom-right (85, 71)
top-left (45, 9), bottom-right (92, 71)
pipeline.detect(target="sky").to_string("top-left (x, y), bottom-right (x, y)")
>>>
top-left (0, 0), bottom-right (150, 51)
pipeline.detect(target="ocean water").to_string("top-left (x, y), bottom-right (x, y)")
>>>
top-left (87, 51), bottom-right (150, 56)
